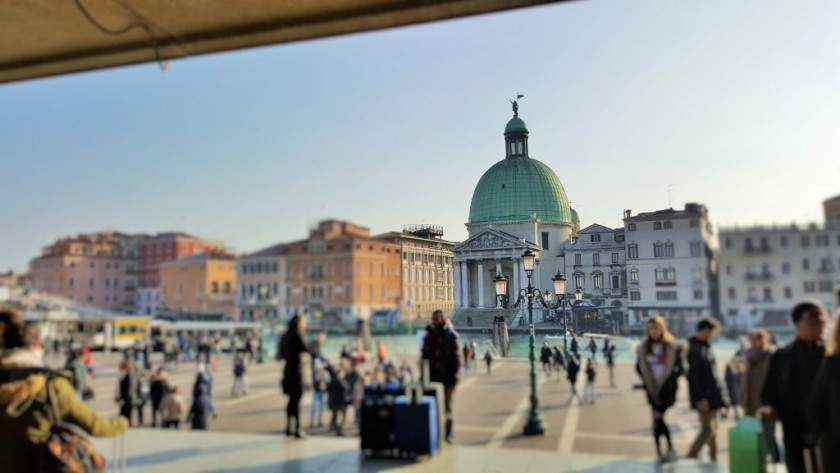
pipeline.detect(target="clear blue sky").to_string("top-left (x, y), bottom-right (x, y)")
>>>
top-left (2, 0), bottom-right (839, 272)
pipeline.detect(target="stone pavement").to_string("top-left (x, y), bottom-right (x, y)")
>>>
top-left (92, 429), bottom-right (728, 473)
top-left (75, 350), bottom-right (771, 471)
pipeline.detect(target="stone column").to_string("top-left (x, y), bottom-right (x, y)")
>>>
top-left (513, 258), bottom-right (521, 298)
top-left (477, 261), bottom-right (485, 308)
top-left (463, 262), bottom-right (471, 308)
top-left (494, 259), bottom-right (502, 307)
top-left (454, 262), bottom-right (462, 309)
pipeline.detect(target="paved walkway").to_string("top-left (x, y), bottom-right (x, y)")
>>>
top-left (74, 350), bottom-right (775, 471)
top-left (92, 429), bottom-right (728, 473)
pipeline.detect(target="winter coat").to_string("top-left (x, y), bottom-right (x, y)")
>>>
top-left (188, 373), bottom-right (214, 431)
top-left (739, 347), bottom-right (774, 416)
top-left (686, 336), bottom-right (725, 411)
top-left (567, 358), bottom-right (580, 383)
top-left (636, 340), bottom-right (685, 411)
top-left (421, 321), bottom-right (461, 388)
top-left (118, 369), bottom-right (141, 407)
top-left (540, 347), bottom-right (552, 363)
top-left (161, 392), bottom-right (186, 422)
top-left (327, 374), bottom-right (350, 410)
top-left (279, 331), bottom-right (310, 396)
top-left (808, 355), bottom-right (840, 473)
top-left (762, 339), bottom-right (825, 451)
top-left (150, 376), bottom-right (169, 408)
top-left (0, 354), bottom-right (125, 473)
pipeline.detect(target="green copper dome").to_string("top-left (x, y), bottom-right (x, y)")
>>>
top-left (571, 207), bottom-right (579, 222)
top-left (469, 156), bottom-right (572, 223)
top-left (504, 116), bottom-right (529, 135)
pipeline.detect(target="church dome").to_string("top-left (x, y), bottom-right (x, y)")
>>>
top-left (469, 157), bottom-right (572, 223)
top-left (504, 116), bottom-right (528, 135)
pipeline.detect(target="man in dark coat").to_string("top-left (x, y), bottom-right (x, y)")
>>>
top-left (686, 317), bottom-right (725, 462)
top-left (761, 302), bottom-right (828, 473)
top-left (421, 310), bottom-right (460, 444)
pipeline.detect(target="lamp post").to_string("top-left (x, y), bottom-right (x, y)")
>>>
top-left (493, 249), bottom-right (550, 436)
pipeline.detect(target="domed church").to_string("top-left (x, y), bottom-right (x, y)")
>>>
top-left (452, 101), bottom-right (580, 324)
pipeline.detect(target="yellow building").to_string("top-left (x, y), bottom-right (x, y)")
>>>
top-left (160, 253), bottom-right (236, 319)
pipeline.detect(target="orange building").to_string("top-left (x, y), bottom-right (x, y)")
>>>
top-left (285, 220), bottom-right (401, 325)
top-left (159, 252), bottom-right (237, 319)
top-left (29, 232), bottom-right (141, 312)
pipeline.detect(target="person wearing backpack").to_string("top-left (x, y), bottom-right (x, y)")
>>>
top-left (0, 310), bottom-right (127, 473)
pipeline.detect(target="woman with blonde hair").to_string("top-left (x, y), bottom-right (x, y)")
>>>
top-left (808, 315), bottom-right (840, 472)
top-left (636, 316), bottom-right (685, 463)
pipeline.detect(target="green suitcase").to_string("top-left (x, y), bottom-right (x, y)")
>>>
top-left (729, 416), bottom-right (768, 473)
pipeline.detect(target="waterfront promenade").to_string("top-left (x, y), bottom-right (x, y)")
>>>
top-left (71, 348), bottom-right (748, 472)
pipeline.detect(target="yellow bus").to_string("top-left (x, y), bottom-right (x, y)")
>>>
top-left (73, 316), bottom-right (152, 351)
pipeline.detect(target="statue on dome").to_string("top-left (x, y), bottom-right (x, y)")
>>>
top-left (510, 94), bottom-right (524, 116)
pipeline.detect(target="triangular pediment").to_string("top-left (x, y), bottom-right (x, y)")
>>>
top-left (579, 223), bottom-right (614, 234)
top-left (454, 228), bottom-right (537, 252)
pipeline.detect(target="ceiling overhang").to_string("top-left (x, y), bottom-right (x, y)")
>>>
top-left (1, 0), bottom-right (565, 84)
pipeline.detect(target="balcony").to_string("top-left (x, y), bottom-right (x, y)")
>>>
top-left (573, 264), bottom-right (583, 269)
top-left (745, 273), bottom-right (773, 282)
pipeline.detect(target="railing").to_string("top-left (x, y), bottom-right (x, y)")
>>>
top-left (744, 246), bottom-right (772, 254)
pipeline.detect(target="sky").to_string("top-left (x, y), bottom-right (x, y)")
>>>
top-left (2, 0), bottom-right (840, 272)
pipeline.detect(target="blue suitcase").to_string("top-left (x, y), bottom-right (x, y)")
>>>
top-left (394, 394), bottom-right (438, 458)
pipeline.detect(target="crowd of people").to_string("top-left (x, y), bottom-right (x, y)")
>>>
top-left (635, 302), bottom-right (840, 473)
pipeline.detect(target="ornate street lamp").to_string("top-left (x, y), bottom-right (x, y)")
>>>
top-left (550, 271), bottom-right (570, 357)
top-left (513, 249), bottom-right (549, 436)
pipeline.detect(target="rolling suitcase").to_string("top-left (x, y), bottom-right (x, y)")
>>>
top-left (422, 381), bottom-right (445, 450)
top-left (394, 390), bottom-right (438, 458)
top-left (360, 383), bottom-right (402, 456)
top-left (728, 417), bottom-right (768, 473)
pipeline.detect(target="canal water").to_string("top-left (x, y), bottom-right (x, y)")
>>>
top-left (269, 331), bottom-right (764, 364)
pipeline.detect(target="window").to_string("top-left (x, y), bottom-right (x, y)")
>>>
top-left (728, 288), bottom-right (736, 300)
top-left (574, 274), bottom-right (584, 289)
top-left (820, 258), bottom-right (833, 272)
top-left (804, 281), bottom-right (816, 293)
top-left (611, 274), bottom-right (620, 289)
top-left (590, 234), bottom-right (601, 243)
top-left (541, 232), bottom-right (550, 250)
top-left (68, 278), bottom-right (74, 288)
top-left (748, 287), bottom-right (757, 301)
top-left (744, 237), bottom-right (754, 250)
top-left (88, 278), bottom-right (94, 288)
top-left (760, 236), bottom-right (769, 249)
top-left (801, 235), bottom-right (811, 247)
top-left (592, 254), bottom-right (600, 266)
top-left (819, 280), bottom-right (833, 292)
top-left (784, 287), bottom-right (792, 299)
top-left (654, 222), bottom-right (662, 230)
top-left (763, 287), bottom-right (772, 300)
top-left (89, 262), bottom-right (95, 269)
top-left (654, 243), bottom-right (664, 258)
top-left (656, 291), bottom-right (677, 301)
top-left (628, 223), bottom-right (637, 232)
top-left (724, 238), bottom-right (733, 249)
top-left (780, 235), bottom-right (789, 247)
top-left (664, 242), bottom-right (675, 257)
top-left (630, 268), bottom-right (639, 283)
top-left (628, 244), bottom-right (638, 259)
top-left (630, 291), bottom-right (641, 301)
top-left (782, 263), bottom-right (791, 275)
top-left (725, 265), bottom-right (733, 276)
top-left (664, 221), bottom-right (673, 229)
top-left (690, 219), bottom-right (699, 228)
top-left (692, 266), bottom-right (704, 280)
top-left (593, 274), bottom-right (603, 289)
top-left (694, 289), bottom-right (704, 300)
top-left (655, 268), bottom-right (677, 282)
top-left (803, 258), bottom-right (810, 270)
top-left (690, 241), bottom-right (701, 257)
top-left (574, 254), bottom-right (582, 265)
top-left (211, 282), bottom-right (219, 293)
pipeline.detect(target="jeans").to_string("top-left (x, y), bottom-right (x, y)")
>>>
top-left (310, 391), bottom-right (324, 426)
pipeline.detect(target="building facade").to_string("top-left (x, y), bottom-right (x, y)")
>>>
top-left (159, 252), bottom-right (237, 319)
top-left (562, 224), bottom-right (627, 332)
top-left (285, 220), bottom-right (402, 326)
top-left (623, 204), bottom-right (718, 334)
top-left (29, 232), bottom-right (139, 313)
top-left (236, 244), bottom-right (287, 322)
top-left (719, 208), bottom-right (840, 331)
top-left (376, 225), bottom-right (456, 323)
top-left (136, 233), bottom-right (224, 315)
top-left (452, 102), bottom-right (580, 326)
